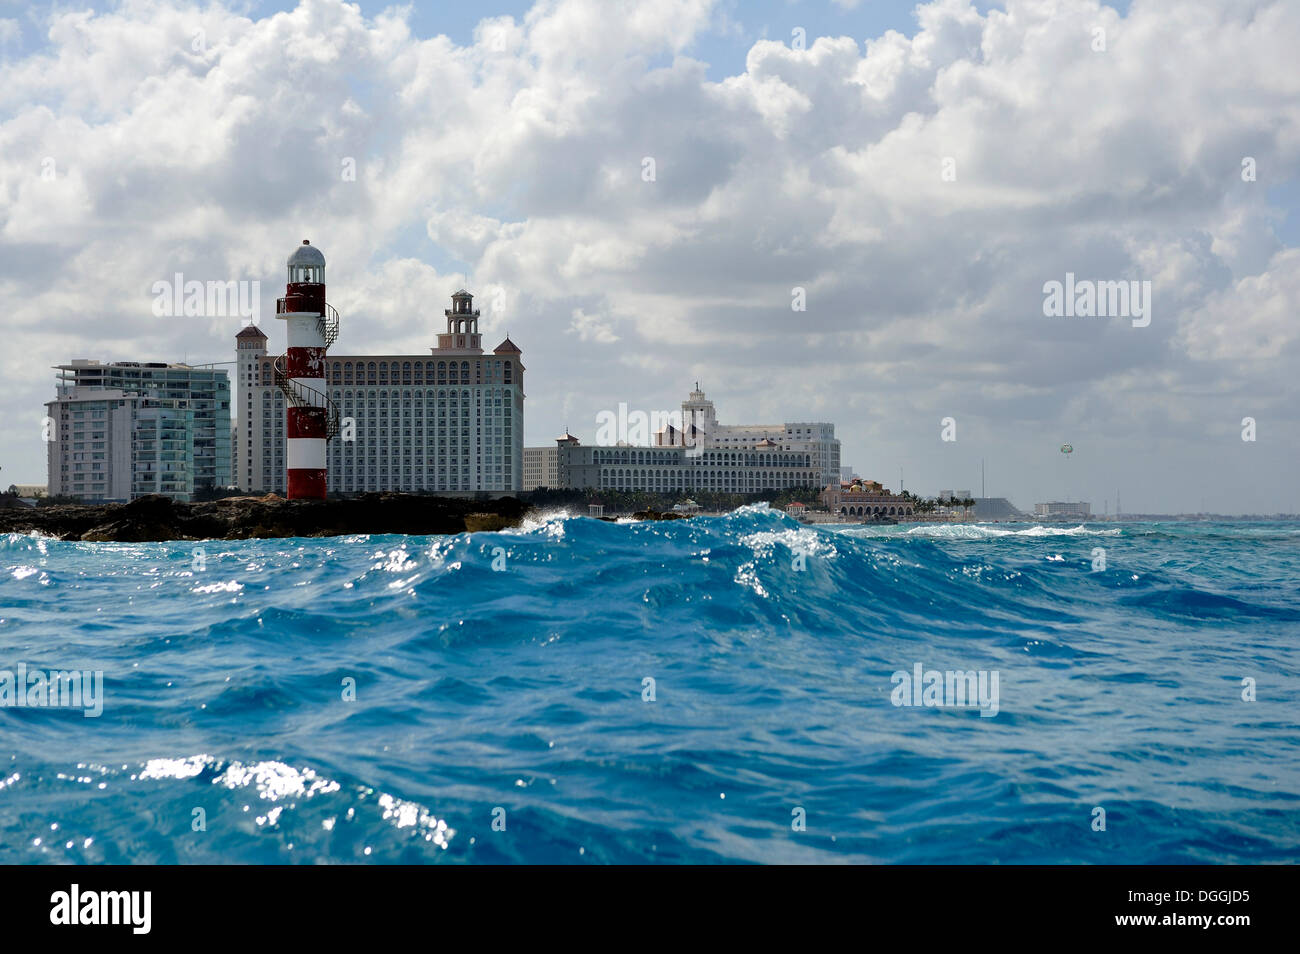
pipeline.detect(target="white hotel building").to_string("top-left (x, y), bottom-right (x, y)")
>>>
top-left (236, 290), bottom-right (524, 494)
top-left (555, 436), bottom-right (821, 494)
top-left (657, 385), bottom-right (840, 487)
top-left (538, 385), bottom-right (837, 495)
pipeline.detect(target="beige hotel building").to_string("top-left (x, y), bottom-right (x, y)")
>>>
top-left (236, 290), bottom-right (523, 494)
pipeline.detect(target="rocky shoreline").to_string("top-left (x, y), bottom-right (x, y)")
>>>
top-left (0, 493), bottom-right (534, 542)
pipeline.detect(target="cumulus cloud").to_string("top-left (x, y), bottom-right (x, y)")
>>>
top-left (0, 0), bottom-right (1296, 511)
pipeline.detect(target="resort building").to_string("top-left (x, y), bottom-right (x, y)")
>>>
top-left (655, 385), bottom-right (841, 487)
top-left (522, 445), bottom-right (560, 490)
top-left (820, 478), bottom-right (915, 518)
top-left (45, 360), bottom-right (231, 502)
top-left (554, 432), bottom-right (821, 494)
top-left (970, 497), bottom-right (1026, 520)
top-left (1034, 501), bottom-right (1092, 519)
top-left (236, 289), bottom-right (524, 494)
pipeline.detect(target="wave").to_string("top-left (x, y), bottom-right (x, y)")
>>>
top-left (1, 508), bottom-right (1298, 863)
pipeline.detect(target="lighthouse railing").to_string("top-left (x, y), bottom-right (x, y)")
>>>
top-left (318, 303), bottom-right (340, 348)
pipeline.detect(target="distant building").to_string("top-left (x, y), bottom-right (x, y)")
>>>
top-left (237, 289), bottom-right (524, 494)
top-left (7, 484), bottom-right (46, 498)
top-left (555, 434), bottom-right (819, 493)
top-left (523, 445), bottom-right (560, 490)
top-left (971, 497), bottom-right (1026, 520)
top-left (1034, 501), bottom-right (1092, 519)
top-left (655, 385), bottom-right (841, 488)
top-left (46, 360), bottom-right (231, 502)
top-left (820, 479), bottom-right (914, 518)
top-left (840, 466), bottom-right (858, 482)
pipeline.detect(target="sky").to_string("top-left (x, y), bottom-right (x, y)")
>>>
top-left (0, 0), bottom-right (1296, 514)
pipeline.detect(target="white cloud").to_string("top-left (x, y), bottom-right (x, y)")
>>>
top-left (568, 307), bottom-right (620, 343)
top-left (1178, 247), bottom-right (1300, 361)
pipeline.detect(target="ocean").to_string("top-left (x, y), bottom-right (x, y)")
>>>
top-left (2, 508), bottom-right (1298, 864)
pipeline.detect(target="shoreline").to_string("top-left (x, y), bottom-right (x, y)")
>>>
top-left (0, 493), bottom-right (534, 542)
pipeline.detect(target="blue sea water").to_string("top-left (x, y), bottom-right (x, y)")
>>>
top-left (1, 507), bottom-right (1298, 864)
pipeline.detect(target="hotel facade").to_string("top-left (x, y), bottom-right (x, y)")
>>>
top-left (524, 385), bottom-right (837, 495)
top-left (554, 436), bottom-right (822, 494)
top-left (656, 385), bottom-right (840, 488)
top-left (522, 445), bottom-right (561, 490)
top-left (820, 478), bottom-right (915, 518)
top-left (1034, 501), bottom-right (1091, 519)
top-left (236, 289), bottom-right (524, 494)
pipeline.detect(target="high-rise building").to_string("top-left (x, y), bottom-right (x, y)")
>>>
top-left (45, 360), bottom-right (231, 502)
top-left (238, 288), bottom-right (524, 494)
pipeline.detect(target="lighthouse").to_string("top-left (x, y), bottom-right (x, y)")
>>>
top-left (274, 240), bottom-right (339, 500)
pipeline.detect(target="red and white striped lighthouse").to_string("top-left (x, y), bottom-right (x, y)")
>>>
top-left (274, 239), bottom-right (338, 500)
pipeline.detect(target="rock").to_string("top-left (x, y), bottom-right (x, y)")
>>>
top-left (632, 509), bottom-right (688, 521)
top-left (0, 492), bottom-right (701, 542)
top-left (464, 513), bottom-right (515, 533)
top-left (80, 520), bottom-right (179, 542)
top-left (0, 493), bottom-right (536, 542)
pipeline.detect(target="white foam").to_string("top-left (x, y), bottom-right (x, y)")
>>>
top-left (837, 523), bottom-right (1123, 540)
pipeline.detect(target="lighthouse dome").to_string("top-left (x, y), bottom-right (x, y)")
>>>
top-left (287, 239), bottom-right (325, 283)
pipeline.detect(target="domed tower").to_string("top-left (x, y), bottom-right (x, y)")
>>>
top-left (274, 240), bottom-right (339, 500)
top-left (438, 289), bottom-right (482, 352)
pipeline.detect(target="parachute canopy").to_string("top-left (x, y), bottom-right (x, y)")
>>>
top-left (1060, 443), bottom-right (1074, 455)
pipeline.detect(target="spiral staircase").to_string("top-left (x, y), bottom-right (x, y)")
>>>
top-left (272, 303), bottom-right (341, 440)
